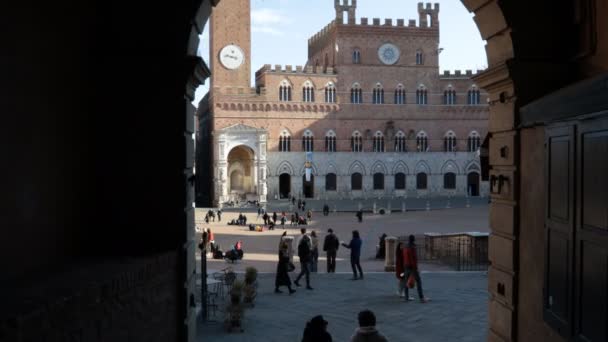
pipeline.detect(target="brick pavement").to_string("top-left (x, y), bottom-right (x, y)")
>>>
top-left (198, 272), bottom-right (488, 341)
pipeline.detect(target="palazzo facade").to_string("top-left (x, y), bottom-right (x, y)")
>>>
top-left (197, 0), bottom-right (490, 206)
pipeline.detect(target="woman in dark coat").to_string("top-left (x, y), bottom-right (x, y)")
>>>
top-left (342, 230), bottom-right (364, 280)
top-left (275, 241), bottom-right (296, 294)
top-left (302, 315), bottom-right (332, 342)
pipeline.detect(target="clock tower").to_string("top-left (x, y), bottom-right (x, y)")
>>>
top-left (210, 0), bottom-right (251, 90)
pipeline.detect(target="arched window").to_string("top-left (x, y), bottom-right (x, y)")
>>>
top-left (324, 82), bottom-right (336, 103)
top-left (394, 84), bottom-right (406, 104)
top-left (444, 131), bottom-right (457, 152)
top-left (395, 173), bottom-right (406, 190)
top-left (353, 49), bottom-right (361, 64)
top-left (416, 85), bottom-right (428, 105)
top-left (373, 173), bottom-right (384, 190)
top-left (444, 86), bottom-right (456, 105)
top-left (416, 172), bottom-right (428, 189)
top-left (325, 130), bottom-right (337, 152)
top-left (372, 83), bottom-right (384, 104)
top-left (302, 80), bottom-right (315, 102)
top-left (302, 130), bottom-right (314, 152)
top-left (351, 172), bottom-right (363, 190)
top-left (416, 50), bottom-right (424, 65)
top-left (416, 131), bottom-right (428, 152)
top-left (372, 131), bottom-right (385, 152)
top-left (325, 173), bottom-right (337, 191)
top-left (350, 83), bottom-right (363, 104)
top-left (279, 80), bottom-right (292, 102)
top-left (394, 130), bottom-right (407, 152)
top-left (444, 172), bottom-right (456, 189)
top-left (351, 131), bottom-right (363, 152)
top-left (467, 131), bottom-right (481, 152)
top-left (279, 130), bottom-right (291, 152)
top-left (467, 86), bottom-right (481, 105)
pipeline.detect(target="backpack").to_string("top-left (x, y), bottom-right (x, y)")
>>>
top-left (298, 236), bottom-right (310, 258)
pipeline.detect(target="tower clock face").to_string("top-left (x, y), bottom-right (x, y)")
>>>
top-left (378, 43), bottom-right (400, 65)
top-left (219, 44), bottom-right (245, 70)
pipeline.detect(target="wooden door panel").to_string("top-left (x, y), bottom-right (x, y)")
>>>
top-left (577, 241), bottom-right (607, 342)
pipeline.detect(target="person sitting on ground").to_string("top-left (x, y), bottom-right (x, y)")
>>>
top-left (351, 310), bottom-right (388, 342)
top-left (302, 315), bottom-right (332, 342)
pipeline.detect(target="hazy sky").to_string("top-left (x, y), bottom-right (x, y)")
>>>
top-left (194, 0), bottom-right (487, 105)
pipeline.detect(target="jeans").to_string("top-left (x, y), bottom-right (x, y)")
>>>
top-left (351, 256), bottom-right (363, 278)
top-left (295, 260), bottom-right (310, 286)
top-left (326, 250), bottom-right (337, 273)
top-left (403, 268), bottom-right (424, 299)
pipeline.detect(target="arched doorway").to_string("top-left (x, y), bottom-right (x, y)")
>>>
top-left (227, 145), bottom-right (256, 198)
top-left (467, 172), bottom-right (480, 197)
top-left (302, 174), bottom-right (314, 198)
top-left (279, 173), bottom-right (291, 199)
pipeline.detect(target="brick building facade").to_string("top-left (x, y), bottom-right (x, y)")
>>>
top-left (198, 0), bottom-right (490, 206)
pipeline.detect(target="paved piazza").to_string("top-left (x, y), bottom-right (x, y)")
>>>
top-left (196, 204), bottom-right (489, 273)
top-left (198, 272), bottom-right (488, 341)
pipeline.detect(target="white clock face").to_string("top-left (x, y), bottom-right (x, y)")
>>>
top-left (219, 44), bottom-right (245, 70)
top-left (378, 43), bottom-right (400, 65)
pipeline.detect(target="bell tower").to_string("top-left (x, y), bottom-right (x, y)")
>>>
top-left (210, 0), bottom-right (251, 90)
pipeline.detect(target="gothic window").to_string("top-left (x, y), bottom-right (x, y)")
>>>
top-left (350, 83), bottom-right (363, 104)
top-left (351, 131), bottom-right (363, 152)
top-left (444, 86), bottom-right (456, 105)
top-left (325, 173), bottom-right (337, 191)
top-left (394, 130), bottom-right (407, 152)
top-left (302, 80), bottom-right (315, 102)
top-left (351, 172), bottom-right (363, 190)
top-left (372, 83), bottom-right (385, 104)
top-left (395, 173), bottom-right (406, 190)
top-left (444, 131), bottom-right (457, 152)
top-left (416, 131), bottom-right (429, 152)
top-left (279, 80), bottom-right (292, 102)
top-left (373, 131), bottom-right (385, 152)
top-left (373, 173), bottom-right (384, 190)
top-left (324, 82), bottom-right (337, 103)
top-left (416, 172), bottom-right (428, 189)
top-left (302, 130), bottom-right (314, 152)
top-left (394, 84), bottom-right (406, 104)
top-left (467, 86), bottom-right (481, 105)
top-left (467, 131), bottom-right (481, 152)
top-left (416, 85), bottom-right (428, 105)
top-left (416, 50), bottom-right (424, 65)
top-left (325, 130), bottom-right (337, 152)
top-left (353, 49), bottom-right (361, 64)
top-left (279, 130), bottom-right (291, 152)
top-left (444, 172), bottom-right (456, 189)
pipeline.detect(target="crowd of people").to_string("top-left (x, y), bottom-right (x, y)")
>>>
top-left (301, 310), bottom-right (388, 342)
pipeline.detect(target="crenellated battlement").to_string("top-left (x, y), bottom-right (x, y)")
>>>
top-left (308, 21), bottom-right (337, 47)
top-left (255, 64), bottom-right (337, 76)
top-left (440, 69), bottom-right (486, 78)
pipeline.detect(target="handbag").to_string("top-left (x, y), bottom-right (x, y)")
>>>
top-left (407, 274), bottom-right (416, 288)
top-left (287, 262), bottom-right (296, 272)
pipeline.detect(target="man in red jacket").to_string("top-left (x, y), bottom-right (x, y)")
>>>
top-left (402, 235), bottom-right (429, 303)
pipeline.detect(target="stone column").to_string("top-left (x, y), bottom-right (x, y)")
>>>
top-left (384, 236), bottom-right (397, 271)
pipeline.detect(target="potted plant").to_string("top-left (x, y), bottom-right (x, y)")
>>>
top-left (243, 267), bottom-right (258, 306)
top-left (225, 279), bottom-right (245, 332)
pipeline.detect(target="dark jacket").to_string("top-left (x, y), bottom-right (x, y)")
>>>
top-left (323, 233), bottom-right (340, 252)
top-left (343, 237), bottom-right (362, 259)
top-left (275, 249), bottom-right (292, 287)
top-left (403, 243), bottom-right (418, 270)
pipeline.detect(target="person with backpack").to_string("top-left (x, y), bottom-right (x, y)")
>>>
top-left (295, 228), bottom-right (313, 290)
top-left (342, 230), bottom-right (363, 280)
top-left (323, 228), bottom-right (340, 273)
top-left (402, 235), bottom-right (429, 303)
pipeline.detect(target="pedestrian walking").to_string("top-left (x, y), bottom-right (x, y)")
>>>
top-left (204, 214), bottom-right (209, 224)
top-left (310, 230), bottom-right (319, 272)
top-left (323, 204), bottom-right (329, 216)
top-left (275, 241), bottom-right (296, 294)
top-left (281, 216), bottom-right (286, 227)
top-left (217, 209), bottom-right (222, 222)
top-left (323, 228), bottom-right (339, 273)
top-left (258, 207), bottom-right (262, 218)
top-left (342, 230), bottom-right (363, 280)
top-left (307, 209), bottom-right (312, 222)
top-left (395, 242), bottom-right (405, 297)
top-left (295, 228), bottom-right (313, 290)
top-left (291, 213), bottom-right (296, 226)
top-left (402, 235), bottom-right (430, 303)
top-left (356, 209), bottom-right (363, 223)
top-left (302, 315), bottom-right (333, 342)
top-left (272, 212), bottom-right (278, 224)
top-left (263, 212), bottom-right (269, 225)
top-left (350, 310), bottom-right (388, 342)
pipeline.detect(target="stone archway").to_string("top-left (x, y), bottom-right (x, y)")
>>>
top-left (279, 173), bottom-right (291, 199)
top-left (227, 145), bottom-right (256, 199)
top-left (467, 171), bottom-right (480, 196)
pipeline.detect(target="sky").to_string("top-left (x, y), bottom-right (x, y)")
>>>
top-left (193, 0), bottom-right (487, 105)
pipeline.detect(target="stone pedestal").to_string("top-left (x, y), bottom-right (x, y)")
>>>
top-left (384, 236), bottom-right (397, 272)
